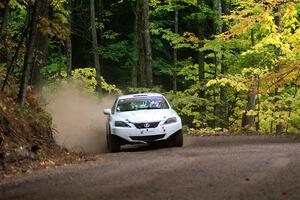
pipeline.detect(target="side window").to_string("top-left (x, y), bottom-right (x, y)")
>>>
top-left (111, 98), bottom-right (118, 114)
top-left (163, 97), bottom-right (170, 109)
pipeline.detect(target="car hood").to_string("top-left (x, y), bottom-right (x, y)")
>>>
top-left (114, 109), bottom-right (176, 123)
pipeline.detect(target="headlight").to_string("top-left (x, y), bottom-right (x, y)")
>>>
top-left (115, 121), bottom-right (131, 127)
top-left (164, 117), bottom-right (177, 125)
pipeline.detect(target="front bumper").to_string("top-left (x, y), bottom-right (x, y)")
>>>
top-left (110, 122), bottom-right (182, 144)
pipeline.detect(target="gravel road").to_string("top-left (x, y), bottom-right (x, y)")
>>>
top-left (1, 135), bottom-right (300, 200)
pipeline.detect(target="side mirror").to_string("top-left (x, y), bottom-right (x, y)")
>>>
top-left (103, 108), bottom-right (112, 115)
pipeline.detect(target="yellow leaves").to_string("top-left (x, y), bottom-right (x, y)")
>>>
top-left (245, 109), bottom-right (257, 116)
top-left (282, 3), bottom-right (298, 31)
top-left (260, 12), bottom-right (276, 33)
top-left (236, 82), bottom-right (247, 92)
top-left (247, 32), bottom-right (293, 57)
top-left (150, 0), bottom-right (161, 8)
top-left (9, 0), bottom-right (27, 9)
top-left (253, 68), bottom-right (262, 75)
top-left (182, 32), bottom-right (199, 48)
top-left (101, 77), bottom-right (122, 95)
top-left (51, 0), bottom-right (70, 7)
top-left (72, 68), bottom-right (122, 95)
top-left (206, 79), bottom-right (217, 87)
top-left (222, 1), bottom-right (274, 39)
top-left (287, 28), bottom-right (300, 48)
top-left (222, 1), bottom-right (300, 41)
top-left (242, 68), bottom-right (268, 79)
top-left (206, 77), bottom-right (248, 92)
top-left (261, 33), bottom-right (281, 47)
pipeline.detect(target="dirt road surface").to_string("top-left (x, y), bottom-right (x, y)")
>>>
top-left (1, 135), bottom-right (300, 200)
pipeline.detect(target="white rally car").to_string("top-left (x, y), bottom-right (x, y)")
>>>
top-left (103, 93), bottom-right (183, 152)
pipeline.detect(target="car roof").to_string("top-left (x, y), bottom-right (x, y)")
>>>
top-left (118, 93), bottom-right (164, 100)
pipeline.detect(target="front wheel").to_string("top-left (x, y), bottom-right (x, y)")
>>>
top-left (107, 134), bottom-right (120, 153)
top-left (173, 130), bottom-right (183, 147)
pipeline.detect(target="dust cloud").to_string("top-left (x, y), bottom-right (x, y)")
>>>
top-left (44, 83), bottom-right (115, 154)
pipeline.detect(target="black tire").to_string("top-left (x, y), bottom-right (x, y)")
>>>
top-left (107, 134), bottom-right (120, 153)
top-left (173, 130), bottom-right (183, 147)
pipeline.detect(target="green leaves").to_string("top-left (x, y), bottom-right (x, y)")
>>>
top-left (97, 41), bottom-right (129, 62)
top-left (41, 55), bottom-right (67, 79)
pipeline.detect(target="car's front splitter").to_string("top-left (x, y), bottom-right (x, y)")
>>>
top-left (111, 122), bottom-right (181, 144)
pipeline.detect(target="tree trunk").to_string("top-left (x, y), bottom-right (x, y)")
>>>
top-left (241, 19), bottom-right (257, 129)
top-left (136, 0), bottom-right (146, 87)
top-left (172, 6), bottom-right (178, 91)
top-left (97, 0), bottom-right (104, 79)
top-left (18, 1), bottom-right (44, 106)
top-left (220, 54), bottom-right (228, 127)
top-left (220, 0), bottom-right (231, 127)
top-left (212, 52), bottom-right (218, 128)
top-left (66, 34), bottom-right (72, 79)
top-left (90, 0), bottom-right (103, 96)
top-left (30, 1), bottom-right (48, 91)
top-left (66, 2), bottom-right (73, 79)
top-left (1, 8), bottom-right (30, 91)
top-left (274, 6), bottom-right (283, 134)
top-left (131, 1), bottom-right (138, 87)
top-left (30, 32), bottom-right (48, 91)
top-left (213, 0), bottom-right (222, 127)
top-left (214, 0), bottom-right (222, 34)
top-left (0, 0), bottom-right (10, 36)
top-left (197, 0), bottom-right (205, 98)
top-left (241, 75), bottom-right (258, 128)
top-left (0, 0), bottom-right (10, 65)
top-left (98, 0), bottom-right (103, 23)
top-left (286, 80), bottom-right (299, 133)
top-left (137, 0), bottom-right (152, 88)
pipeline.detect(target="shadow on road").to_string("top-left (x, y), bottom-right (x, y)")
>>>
top-left (121, 141), bottom-right (173, 152)
top-left (184, 135), bottom-right (300, 148)
top-left (109, 135), bottom-right (300, 153)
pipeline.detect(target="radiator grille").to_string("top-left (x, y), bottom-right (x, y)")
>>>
top-left (134, 122), bottom-right (160, 129)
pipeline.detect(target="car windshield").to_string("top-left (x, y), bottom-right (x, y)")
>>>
top-left (116, 96), bottom-right (169, 112)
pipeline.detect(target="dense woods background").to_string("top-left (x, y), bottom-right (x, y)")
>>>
top-left (1, 0), bottom-right (300, 134)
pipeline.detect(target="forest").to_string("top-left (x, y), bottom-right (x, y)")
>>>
top-left (1, 0), bottom-right (300, 135)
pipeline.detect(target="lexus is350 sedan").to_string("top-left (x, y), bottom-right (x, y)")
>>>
top-left (103, 93), bottom-right (183, 152)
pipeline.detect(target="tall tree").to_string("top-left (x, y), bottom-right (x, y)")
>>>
top-left (0, 0), bottom-right (10, 36)
top-left (30, 2), bottom-right (49, 91)
top-left (274, 5), bottom-right (283, 134)
top-left (137, 0), bottom-right (153, 88)
top-left (90, 0), bottom-right (103, 96)
top-left (18, 0), bottom-right (44, 105)
top-left (173, 4), bottom-right (178, 91)
top-left (131, 1), bottom-right (138, 87)
top-left (214, 0), bottom-right (222, 34)
top-left (1, 6), bottom-right (30, 91)
top-left (0, 0), bottom-right (11, 65)
top-left (220, 0), bottom-right (231, 126)
top-left (239, 1), bottom-right (258, 129)
top-left (66, 2), bottom-right (73, 79)
top-left (197, 0), bottom-right (205, 98)
top-left (241, 75), bottom-right (258, 128)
